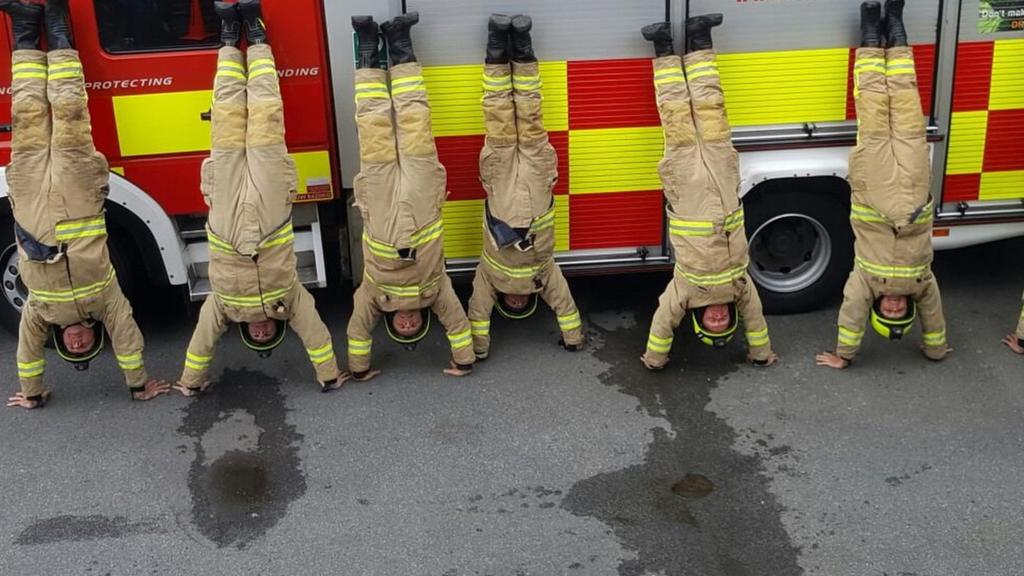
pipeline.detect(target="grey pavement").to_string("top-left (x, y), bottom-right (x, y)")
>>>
top-left (0, 238), bottom-right (1021, 576)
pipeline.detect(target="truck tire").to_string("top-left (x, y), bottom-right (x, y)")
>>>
top-left (744, 179), bottom-right (854, 314)
top-left (0, 214), bottom-right (139, 335)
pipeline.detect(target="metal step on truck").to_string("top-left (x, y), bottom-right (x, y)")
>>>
top-left (1, 0), bottom-right (1022, 333)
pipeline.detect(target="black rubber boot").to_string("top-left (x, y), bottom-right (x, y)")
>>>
top-left (44, 0), bottom-right (73, 50)
top-left (860, 2), bottom-right (883, 47)
top-left (0, 1), bottom-right (44, 51)
top-left (685, 13), bottom-right (723, 53)
top-left (884, 0), bottom-right (908, 47)
top-left (510, 14), bottom-right (535, 63)
top-left (214, 1), bottom-right (241, 47)
top-left (381, 11), bottom-right (419, 66)
top-left (238, 0), bottom-right (267, 45)
top-left (485, 14), bottom-right (512, 64)
top-left (352, 15), bottom-right (380, 69)
top-left (641, 22), bottom-right (674, 58)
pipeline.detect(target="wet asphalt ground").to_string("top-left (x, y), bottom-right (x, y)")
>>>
top-left (0, 237), bottom-right (1021, 576)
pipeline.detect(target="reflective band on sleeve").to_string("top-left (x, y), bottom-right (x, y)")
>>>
top-left (348, 338), bottom-right (372, 356)
top-left (838, 326), bottom-right (864, 346)
top-left (17, 359), bottom-right (46, 379)
top-left (558, 311), bottom-right (582, 332)
top-left (674, 263), bottom-right (747, 286)
top-left (391, 75), bottom-right (426, 96)
top-left (117, 353), bottom-right (144, 370)
top-left (922, 330), bottom-right (946, 346)
top-left (470, 320), bottom-right (491, 336)
top-left (512, 74), bottom-right (542, 90)
top-left (306, 343), bottom-right (335, 365)
top-left (647, 333), bottom-right (673, 353)
top-left (669, 219), bottom-right (715, 237)
top-left (482, 252), bottom-right (541, 279)
top-left (855, 257), bottom-right (929, 279)
top-left (447, 329), bottom-right (473, 350)
top-left (746, 328), bottom-right (770, 347)
top-left (482, 74), bottom-right (512, 91)
top-left (184, 351), bottom-right (211, 371)
top-left (30, 268), bottom-right (116, 303)
top-left (55, 215), bottom-right (107, 241)
top-left (259, 222), bottom-right (295, 250)
top-left (529, 207), bottom-right (556, 232)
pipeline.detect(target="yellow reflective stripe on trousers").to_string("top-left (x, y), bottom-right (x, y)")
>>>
top-left (482, 252), bottom-right (540, 279)
top-left (13, 62), bottom-right (47, 80)
top-left (306, 343), bottom-right (335, 365)
top-left (48, 61), bottom-right (83, 80)
top-left (354, 81), bottom-right (390, 101)
top-left (855, 257), bottom-right (929, 279)
top-left (746, 328), bottom-right (770, 347)
top-left (248, 58), bottom-right (276, 78)
top-left (922, 330), bottom-right (946, 346)
top-left (850, 202), bottom-right (887, 224)
top-left (724, 208), bottom-right (745, 232)
top-left (675, 263), bottom-right (747, 286)
top-left (217, 68), bottom-right (247, 81)
top-left (54, 215), bottom-right (107, 241)
top-left (669, 219), bottom-right (715, 237)
top-left (653, 66), bottom-right (685, 86)
top-left (512, 74), bottom-right (542, 90)
top-left (558, 311), bottom-right (582, 331)
top-left (391, 75), bottom-right (426, 96)
top-left (30, 267), bottom-right (115, 303)
top-left (838, 326), bottom-right (865, 346)
top-left (647, 333), bottom-right (673, 353)
top-left (219, 60), bottom-right (245, 71)
top-left (482, 74), bottom-right (512, 91)
top-left (410, 219), bottom-right (444, 247)
top-left (684, 61), bottom-right (719, 81)
top-left (886, 58), bottom-right (916, 76)
top-left (259, 222), bottom-right (295, 250)
top-left (447, 328), bottom-right (472, 350)
top-left (470, 320), bottom-right (490, 336)
top-left (217, 284), bottom-right (294, 307)
top-left (530, 207), bottom-right (556, 232)
top-left (17, 359), bottom-right (45, 379)
top-left (348, 338), bottom-right (372, 356)
top-left (117, 352), bottom-right (143, 370)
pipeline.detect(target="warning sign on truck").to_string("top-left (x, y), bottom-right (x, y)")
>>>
top-left (979, 0), bottom-right (1024, 32)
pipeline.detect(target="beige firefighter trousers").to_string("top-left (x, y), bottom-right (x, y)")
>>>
top-left (835, 47), bottom-right (947, 361)
top-left (642, 50), bottom-right (772, 368)
top-left (179, 45), bottom-right (339, 388)
top-left (11, 50), bottom-right (148, 397)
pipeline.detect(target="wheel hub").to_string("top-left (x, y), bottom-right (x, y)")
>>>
top-left (749, 214), bottom-right (832, 294)
top-left (2, 243), bottom-right (27, 314)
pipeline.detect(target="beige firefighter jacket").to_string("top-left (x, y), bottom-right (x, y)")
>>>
top-left (347, 62), bottom-right (474, 372)
top-left (835, 47), bottom-right (947, 361)
top-left (179, 45), bottom-right (340, 388)
top-left (9, 50), bottom-right (148, 396)
top-left (643, 50), bottom-right (773, 367)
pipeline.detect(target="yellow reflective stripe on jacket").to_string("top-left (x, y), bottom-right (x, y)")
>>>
top-left (482, 252), bottom-right (541, 279)
top-left (54, 215), bottom-right (107, 241)
top-left (259, 222), bottom-right (295, 250)
top-left (363, 272), bottom-right (440, 298)
top-left (850, 202), bottom-right (887, 224)
top-left (482, 73), bottom-right (512, 91)
top-left (362, 232), bottom-right (401, 259)
top-left (647, 333), bottom-right (673, 353)
top-left (217, 284), bottom-right (294, 308)
top-left (447, 328), bottom-right (472, 350)
top-left (30, 267), bottom-right (115, 303)
top-left (306, 343), bottom-right (335, 365)
top-left (17, 359), bottom-right (46, 379)
top-left (184, 351), bottom-right (212, 371)
top-left (348, 338), bottom-right (372, 356)
top-left (558, 311), bottom-right (582, 332)
top-left (669, 219), bottom-right (715, 237)
top-left (530, 207), bottom-right (556, 232)
top-left (117, 352), bottom-right (144, 370)
top-left (470, 319), bottom-right (490, 336)
top-left (855, 257), bottom-right (929, 279)
top-left (354, 81), bottom-right (390, 101)
top-left (746, 328), bottom-right (770, 347)
top-left (675, 263), bottom-right (747, 286)
top-left (512, 74), bottom-right (542, 90)
top-left (838, 326), bottom-right (865, 346)
top-left (391, 75), bottom-right (426, 96)
top-left (913, 201), bottom-right (935, 224)
top-left (922, 330), bottom-right (946, 346)
top-left (724, 208), bottom-right (745, 232)
top-left (409, 219), bottom-right (444, 247)
top-left (207, 232), bottom-right (236, 254)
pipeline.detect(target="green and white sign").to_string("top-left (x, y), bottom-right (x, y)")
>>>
top-left (979, 0), bottom-right (1024, 33)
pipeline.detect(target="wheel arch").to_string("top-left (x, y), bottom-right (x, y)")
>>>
top-left (739, 146), bottom-right (852, 201)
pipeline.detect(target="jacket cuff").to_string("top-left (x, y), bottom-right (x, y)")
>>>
top-left (20, 377), bottom-right (46, 399)
top-left (452, 345), bottom-right (477, 367)
top-left (123, 367), bottom-right (149, 389)
top-left (179, 367), bottom-right (207, 390)
top-left (836, 345), bottom-right (858, 361)
top-left (348, 354), bottom-right (371, 374)
top-left (561, 328), bottom-right (585, 347)
top-left (922, 344), bottom-right (949, 361)
top-left (314, 358), bottom-right (341, 384)
top-left (746, 343), bottom-right (773, 362)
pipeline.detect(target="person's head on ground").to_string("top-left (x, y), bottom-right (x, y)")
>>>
top-left (62, 323), bottom-right (96, 355)
top-left (391, 309), bottom-right (424, 338)
top-left (877, 294), bottom-right (909, 320)
top-left (502, 293), bottom-right (531, 312)
top-left (701, 304), bottom-right (732, 334)
top-left (246, 318), bottom-right (279, 344)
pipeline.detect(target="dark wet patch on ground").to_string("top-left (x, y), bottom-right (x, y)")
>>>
top-left (562, 276), bottom-right (803, 576)
top-left (178, 368), bottom-right (306, 549)
top-left (14, 514), bottom-right (164, 545)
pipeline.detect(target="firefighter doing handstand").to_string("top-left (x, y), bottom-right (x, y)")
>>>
top-left (466, 14), bottom-right (584, 360)
top-left (3, 0), bottom-right (170, 409)
top-left (175, 0), bottom-right (344, 395)
top-left (817, 0), bottom-right (951, 369)
top-left (347, 12), bottom-right (475, 380)
top-left (639, 14), bottom-right (778, 372)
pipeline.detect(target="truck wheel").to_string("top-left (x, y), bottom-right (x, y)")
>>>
top-left (0, 215), bottom-right (139, 335)
top-left (744, 180), bottom-right (853, 314)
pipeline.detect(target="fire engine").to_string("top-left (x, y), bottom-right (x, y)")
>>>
top-left (1, 0), bottom-right (1022, 333)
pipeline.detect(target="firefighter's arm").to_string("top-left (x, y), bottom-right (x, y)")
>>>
top-left (1005, 292), bottom-right (1024, 355)
top-left (287, 285), bottom-right (344, 389)
top-left (538, 264), bottom-right (585, 351)
top-left (178, 297), bottom-right (229, 393)
top-left (467, 267), bottom-right (497, 360)
top-left (916, 273), bottom-right (950, 361)
top-left (100, 286), bottom-right (150, 389)
top-left (735, 275), bottom-right (774, 365)
top-left (347, 283), bottom-right (381, 379)
top-left (642, 277), bottom-right (688, 370)
top-left (11, 301), bottom-right (51, 407)
top-left (828, 270), bottom-right (874, 365)
top-left (431, 275), bottom-right (475, 374)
